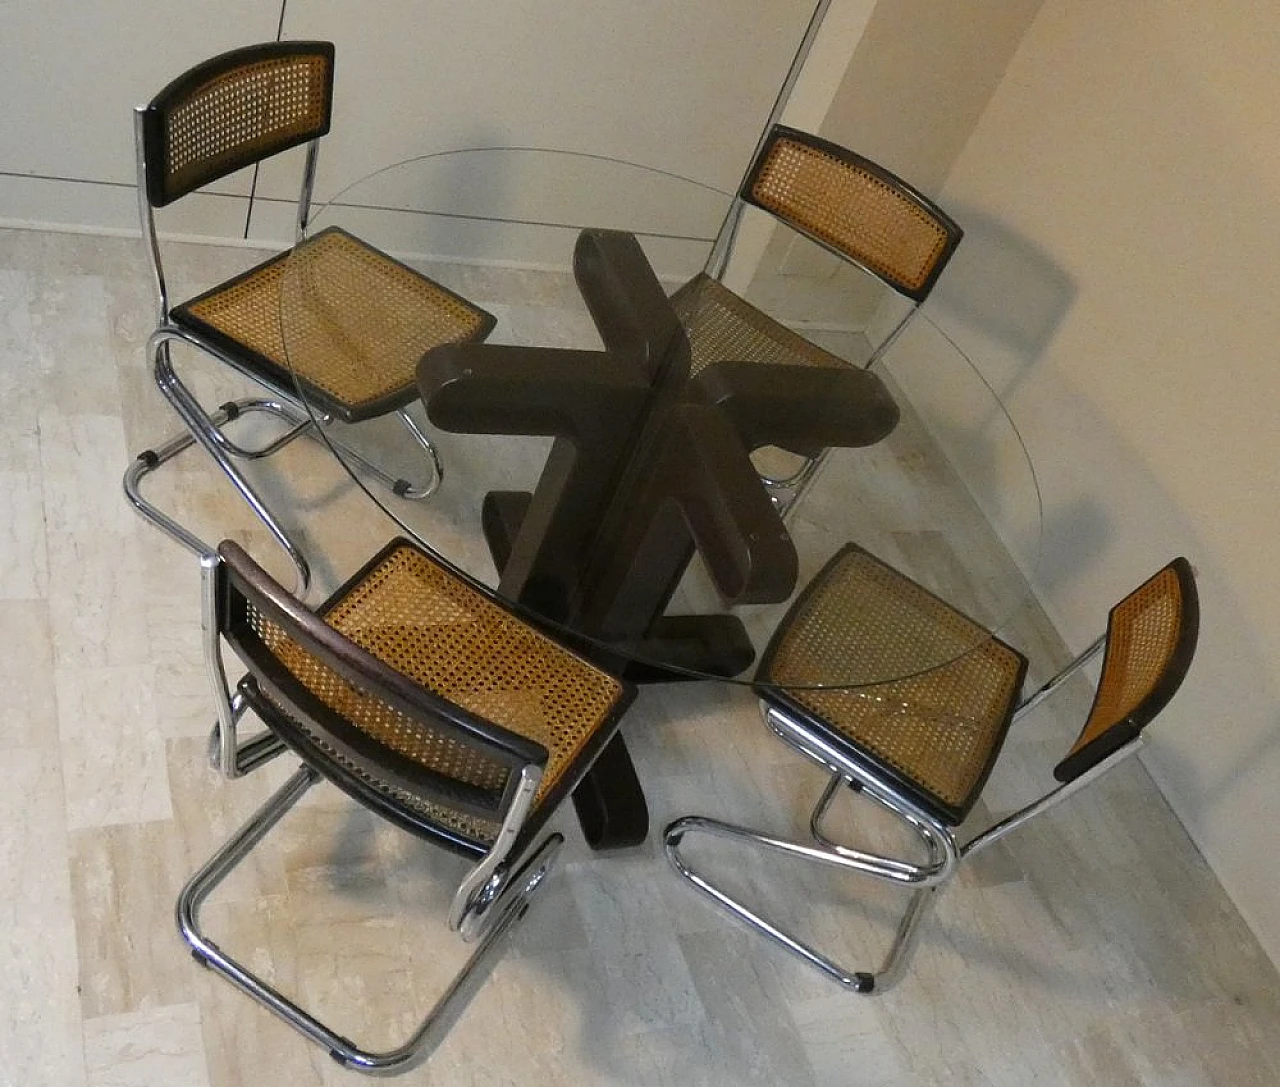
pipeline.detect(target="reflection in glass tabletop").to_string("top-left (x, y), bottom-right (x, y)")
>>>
top-left (279, 148), bottom-right (1042, 691)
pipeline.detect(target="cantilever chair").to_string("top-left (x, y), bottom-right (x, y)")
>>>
top-left (672, 125), bottom-right (962, 507)
top-left (124, 42), bottom-right (495, 594)
top-left (665, 545), bottom-right (1198, 994)
top-left (183, 536), bottom-right (634, 1073)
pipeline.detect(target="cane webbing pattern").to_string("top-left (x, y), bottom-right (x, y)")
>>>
top-left (160, 51), bottom-right (330, 203)
top-left (1069, 565), bottom-right (1186, 760)
top-left (254, 683), bottom-right (504, 845)
top-left (760, 546), bottom-right (1024, 821)
top-left (671, 274), bottom-right (847, 379)
top-left (178, 228), bottom-right (492, 418)
top-left (247, 543), bottom-right (625, 817)
top-left (750, 135), bottom-right (951, 297)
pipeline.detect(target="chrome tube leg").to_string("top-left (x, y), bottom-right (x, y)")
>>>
top-left (152, 336), bottom-right (322, 462)
top-left (664, 816), bottom-right (876, 992)
top-left (124, 424), bottom-right (217, 561)
top-left (178, 768), bottom-right (561, 1076)
top-left (306, 409), bottom-right (444, 502)
top-left (340, 833), bottom-right (564, 1076)
top-left (393, 409), bottom-right (444, 499)
top-left (178, 766), bottom-right (320, 963)
top-left (664, 806), bottom-right (956, 994)
top-left (123, 398), bottom-right (312, 586)
top-left (870, 884), bottom-right (941, 992)
top-left (150, 336), bottom-right (311, 595)
top-left (810, 773), bottom-right (952, 877)
top-left (775, 448), bottom-right (830, 519)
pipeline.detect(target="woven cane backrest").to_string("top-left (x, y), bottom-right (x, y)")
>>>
top-left (142, 42), bottom-right (334, 208)
top-left (742, 126), bottom-right (963, 303)
top-left (217, 540), bottom-right (630, 847)
top-left (1054, 558), bottom-right (1198, 782)
top-left (757, 544), bottom-right (1026, 823)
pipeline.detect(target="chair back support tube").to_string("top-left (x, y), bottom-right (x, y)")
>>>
top-left (134, 108), bottom-right (169, 324)
top-left (963, 737), bottom-right (1146, 859)
top-left (296, 138), bottom-right (321, 243)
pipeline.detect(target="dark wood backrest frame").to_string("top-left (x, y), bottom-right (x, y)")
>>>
top-left (740, 124), bottom-right (964, 303)
top-left (141, 40), bottom-right (335, 208)
top-left (1054, 557), bottom-right (1199, 782)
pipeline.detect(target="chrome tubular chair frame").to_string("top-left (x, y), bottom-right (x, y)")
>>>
top-left (665, 707), bottom-right (1145, 994)
top-left (183, 539), bottom-right (634, 1072)
top-left (124, 42), bottom-right (490, 595)
top-left (176, 766), bottom-right (563, 1075)
top-left (665, 555), bottom-right (1199, 994)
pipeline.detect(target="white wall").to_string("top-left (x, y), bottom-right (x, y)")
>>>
top-left (818, 0), bottom-right (1045, 192)
top-left (744, 0), bottom-right (1043, 330)
top-left (0, 1), bottom-right (283, 237)
top-left (278, 0), bottom-right (817, 201)
top-left (928, 1), bottom-right (1280, 965)
top-left (0, 0), bottom-right (824, 278)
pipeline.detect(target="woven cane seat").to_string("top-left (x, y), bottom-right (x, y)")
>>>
top-left (756, 544), bottom-right (1027, 824)
top-left (671, 273), bottom-right (847, 380)
top-left (173, 227), bottom-right (495, 422)
top-left (235, 540), bottom-right (628, 848)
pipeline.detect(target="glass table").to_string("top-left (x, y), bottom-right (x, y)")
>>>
top-left (279, 148), bottom-right (1043, 845)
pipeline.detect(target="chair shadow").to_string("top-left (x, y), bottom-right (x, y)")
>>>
top-left (927, 204), bottom-right (1077, 408)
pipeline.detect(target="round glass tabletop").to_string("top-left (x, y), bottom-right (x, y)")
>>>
top-left (280, 148), bottom-right (1042, 689)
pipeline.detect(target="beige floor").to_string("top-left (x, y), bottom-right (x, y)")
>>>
top-left (2, 225), bottom-right (1278, 1087)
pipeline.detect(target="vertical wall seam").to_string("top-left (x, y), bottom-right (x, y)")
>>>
top-left (243, 0), bottom-right (291, 239)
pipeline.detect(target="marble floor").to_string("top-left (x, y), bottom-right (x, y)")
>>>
top-left (2, 225), bottom-right (1278, 1087)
